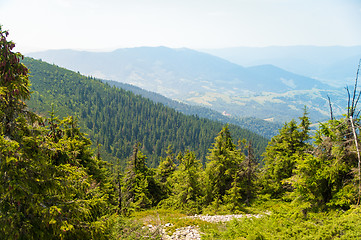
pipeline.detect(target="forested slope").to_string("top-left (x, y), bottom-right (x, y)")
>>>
top-left (104, 79), bottom-right (282, 139)
top-left (24, 57), bottom-right (268, 167)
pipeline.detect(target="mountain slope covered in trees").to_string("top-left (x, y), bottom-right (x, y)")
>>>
top-left (103, 79), bottom-right (282, 139)
top-left (28, 47), bottom-right (345, 122)
top-left (23, 57), bottom-right (268, 167)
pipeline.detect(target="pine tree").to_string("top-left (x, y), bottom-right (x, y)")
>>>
top-left (159, 150), bottom-right (204, 213)
top-left (204, 125), bottom-right (240, 205)
top-left (261, 108), bottom-right (311, 198)
top-left (242, 141), bottom-right (258, 204)
top-left (0, 26), bottom-right (33, 140)
top-left (121, 143), bottom-right (161, 214)
top-left (223, 141), bottom-right (259, 210)
top-left (156, 145), bottom-right (176, 198)
top-left (292, 118), bottom-right (358, 209)
top-left (0, 26), bottom-right (116, 239)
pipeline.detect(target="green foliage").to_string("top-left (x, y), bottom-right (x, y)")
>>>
top-left (0, 26), bottom-right (116, 239)
top-left (0, 112), bottom-right (116, 239)
top-left (159, 150), bottom-right (205, 214)
top-left (155, 146), bottom-right (176, 198)
top-left (201, 203), bottom-right (361, 240)
top-left (205, 125), bottom-right (239, 204)
top-left (205, 125), bottom-right (259, 209)
top-left (121, 144), bottom-right (162, 214)
top-left (261, 109), bottom-right (312, 197)
top-left (0, 26), bottom-right (33, 139)
top-left (111, 215), bottom-right (162, 240)
top-left (292, 117), bottom-right (359, 209)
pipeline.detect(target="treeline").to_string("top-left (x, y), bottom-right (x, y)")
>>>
top-left (23, 57), bottom-right (268, 168)
top-left (119, 125), bottom-right (259, 214)
top-left (119, 102), bottom-right (361, 215)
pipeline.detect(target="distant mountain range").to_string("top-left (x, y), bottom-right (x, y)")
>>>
top-left (202, 46), bottom-right (361, 87)
top-left (28, 46), bottom-right (352, 123)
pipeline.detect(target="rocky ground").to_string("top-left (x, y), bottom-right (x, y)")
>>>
top-left (147, 213), bottom-right (265, 240)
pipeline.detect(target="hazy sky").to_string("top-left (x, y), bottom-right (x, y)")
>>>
top-left (1, 0), bottom-right (361, 53)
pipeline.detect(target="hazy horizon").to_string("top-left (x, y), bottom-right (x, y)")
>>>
top-left (1, 0), bottom-right (360, 53)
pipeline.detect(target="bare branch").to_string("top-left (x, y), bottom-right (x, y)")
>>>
top-left (350, 115), bottom-right (361, 205)
top-left (354, 91), bottom-right (361, 117)
top-left (327, 95), bottom-right (334, 120)
top-left (351, 59), bottom-right (361, 118)
top-left (346, 86), bottom-right (351, 118)
top-left (356, 109), bottom-right (361, 119)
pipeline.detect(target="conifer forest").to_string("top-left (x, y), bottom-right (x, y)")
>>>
top-left (1, 26), bottom-right (361, 239)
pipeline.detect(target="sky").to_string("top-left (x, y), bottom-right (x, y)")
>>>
top-left (0, 0), bottom-right (361, 53)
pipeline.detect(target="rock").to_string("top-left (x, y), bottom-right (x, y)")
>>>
top-left (160, 213), bottom-right (266, 239)
top-left (163, 226), bottom-right (201, 240)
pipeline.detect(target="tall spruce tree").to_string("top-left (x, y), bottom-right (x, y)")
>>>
top-left (121, 143), bottom-right (162, 214)
top-left (156, 146), bottom-right (176, 199)
top-left (293, 116), bottom-right (359, 209)
top-left (204, 125), bottom-right (239, 205)
top-left (261, 108), bottom-right (311, 198)
top-left (159, 150), bottom-right (204, 213)
top-left (291, 63), bottom-right (361, 210)
top-left (0, 26), bottom-right (116, 239)
top-left (223, 140), bottom-right (259, 211)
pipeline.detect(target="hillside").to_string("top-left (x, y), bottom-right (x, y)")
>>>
top-left (27, 47), bottom-right (342, 122)
top-left (103, 79), bottom-right (282, 139)
top-left (23, 57), bottom-right (269, 167)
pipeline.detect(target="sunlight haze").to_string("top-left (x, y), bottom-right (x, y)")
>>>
top-left (0, 0), bottom-right (360, 53)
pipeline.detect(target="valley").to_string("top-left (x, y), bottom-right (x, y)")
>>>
top-left (28, 46), bottom-right (358, 123)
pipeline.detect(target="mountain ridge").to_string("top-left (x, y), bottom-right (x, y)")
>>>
top-left (202, 45), bottom-right (361, 87)
top-left (27, 46), bottom-right (345, 122)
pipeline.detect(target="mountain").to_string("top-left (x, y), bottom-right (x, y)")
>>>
top-left (23, 57), bottom-right (269, 167)
top-left (27, 47), bottom-right (345, 122)
top-left (201, 46), bottom-right (361, 87)
top-left (28, 47), bottom-right (330, 94)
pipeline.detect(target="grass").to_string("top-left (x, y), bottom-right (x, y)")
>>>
top-left (130, 209), bottom-right (215, 236)
top-left (116, 202), bottom-right (361, 239)
top-left (201, 202), bottom-right (361, 240)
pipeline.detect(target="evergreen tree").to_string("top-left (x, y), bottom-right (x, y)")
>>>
top-left (204, 125), bottom-right (240, 205)
top-left (241, 141), bottom-right (259, 204)
top-left (156, 146), bottom-right (176, 198)
top-left (159, 150), bottom-right (204, 213)
top-left (0, 26), bottom-right (33, 140)
top-left (261, 108), bottom-right (311, 198)
top-left (0, 26), bottom-right (115, 239)
top-left (292, 118), bottom-right (358, 209)
top-left (223, 141), bottom-right (259, 210)
top-left (121, 144), bottom-right (161, 214)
